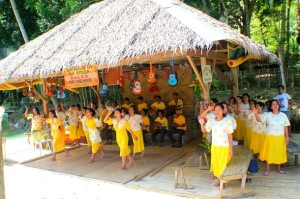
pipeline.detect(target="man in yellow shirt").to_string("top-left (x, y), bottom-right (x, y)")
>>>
top-left (122, 97), bottom-right (134, 111)
top-left (137, 96), bottom-right (148, 113)
top-left (167, 109), bottom-right (186, 148)
top-left (151, 95), bottom-right (166, 114)
top-left (151, 110), bottom-right (168, 147)
top-left (167, 92), bottom-right (183, 116)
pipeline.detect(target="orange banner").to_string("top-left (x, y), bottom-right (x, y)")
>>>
top-left (64, 67), bottom-right (99, 88)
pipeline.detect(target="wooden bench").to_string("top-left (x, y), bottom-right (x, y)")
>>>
top-left (287, 141), bottom-right (300, 166)
top-left (219, 145), bottom-right (252, 198)
top-left (173, 147), bottom-right (208, 189)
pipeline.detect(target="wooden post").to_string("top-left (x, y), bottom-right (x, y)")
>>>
top-left (42, 79), bottom-right (49, 116)
top-left (187, 56), bottom-right (209, 101)
top-left (0, 106), bottom-right (5, 199)
top-left (230, 67), bottom-right (239, 97)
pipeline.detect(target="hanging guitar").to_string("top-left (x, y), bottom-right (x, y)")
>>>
top-left (168, 59), bottom-right (178, 86)
top-left (148, 58), bottom-right (156, 84)
top-left (130, 67), bottom-right (142, 95)
top-left (100, 70), bottom-right (109, 96)
top-left (57, 86), bottom-right (66, 99)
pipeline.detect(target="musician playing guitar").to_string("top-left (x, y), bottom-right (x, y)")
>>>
top-left (167, 92), bottom-right (183, 116)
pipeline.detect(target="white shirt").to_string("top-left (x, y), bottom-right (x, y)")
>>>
top-left (128, 114), bottom-right (143, 131)
top-left (206, 111), bottom-right (215, 121)
top-left (239, 103), bottom-right (250, 120)
top-left (265, 112), bottom-right (290, 136)
top-left (275, 93), bottom-right (291, 112)
top-left (205, 117), bottom-right (233, 147)
top-left (245, 110), bottom-right (254, 127)
top-left (225, 114), bottom-right (237, 130)
top-left (250, 112), bottom-right (267, 134)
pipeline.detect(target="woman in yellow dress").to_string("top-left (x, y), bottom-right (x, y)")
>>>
top-left (75, 104), bottom-right (85, 140)
top-left (128, 106), bottom-right (145, 158)
top-left (46, 110), bottom-right (67, 161)
top-left (228, 97), bottom-right (242, 141)
top-left (80, 107), bottom-right (92, 154)
top-left (255, 100), bottom-right (290, 176)
top-left (25, 106), bottom-right (44, 148)
top-left (242, 99), bottom-right (256, 148)
top-left (199, 103), bottom-right (233, 188)
top-left (249, 102), bottom-right (266, 155)
top-left (55, 104), bottom-right (66, 142)
top-left (84, 108), bottom-right (104, 163)
top-left (104, 108), bottom-right (137, 170)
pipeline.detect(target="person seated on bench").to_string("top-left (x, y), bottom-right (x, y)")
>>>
top-left (150, 95), bottom-right (166, 117)
top-left (167, 109), bottom-right (186, 148)
top-left (141, 108), bottom-right (150, 145)
top-left (167, 92), bottom-right (183, 117)
top-left (137, 96), bottom-right (148, 114)
top-left (151, 110), bottom-right (168, 147)
top-left (199, 103), bottom-right (234, 188)
top-left (254, 99), bottom-right (290, 176)
top-left (121, 97), bottom-right (134, 111)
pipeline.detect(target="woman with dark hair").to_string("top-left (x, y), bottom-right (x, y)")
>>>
top-left (46, 110), bottom-right (67, 161)
top-left (104, 108), bottom-right (137, 170)
top-left (25, 106), bottom-right (44, 148)
top-left (237, 94), bottom-right (250, 143)
top-left (199, 103), bottom-right (233, 188)
top-left (55, 103), bottom-right (66, 140)
top-left (81, 107), bottom-right (92, 153)
top-left (84, 108), bottom-right (104, 163)
top-left (255, 100), bottom-right (290, 176)
top-left (243, 99), bottom-right (256, 148)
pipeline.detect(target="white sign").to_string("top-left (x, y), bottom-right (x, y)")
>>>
top-left (201, 65), bottom-right (212, 83)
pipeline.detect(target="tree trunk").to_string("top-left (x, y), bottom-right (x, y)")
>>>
top-left (278, 0), bottom-right (287, 89)
top-left (285, 0), bottom-right (291, 79)
top-left (10, 0), bottom-right (29, 43)
top-left (201, 0), bottom-right (210, 14)
top-left (0, 107), bottom-right (6, 199)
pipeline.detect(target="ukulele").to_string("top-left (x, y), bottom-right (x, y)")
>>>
top-left (100, 70), bottom-right (109, 96)
top-left (148, 58), bottom-right (156, 84)
top-left (130, 68), bottom-right (142, 95)
top-left (168, 59), bottom-right (178, 86)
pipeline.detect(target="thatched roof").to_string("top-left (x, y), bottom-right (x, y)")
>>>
top-left (0, 0), bottom-right (278, 85)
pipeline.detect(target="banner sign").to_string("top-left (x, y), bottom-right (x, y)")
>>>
top-left (201, 65), bottom-right (212, 83)
top-left (64, 67), bottom-right (99, 88)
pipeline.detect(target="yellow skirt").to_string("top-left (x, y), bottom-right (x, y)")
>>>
top-left (132, 130), bottom-right (144, 153)
top-left (78, 123), bottom-right (85, 138)
top-left (117, 132), bottom-right (131, 157)
top-left (210, 145), bottom-right (231, 178)
top-left (52, 129), bottom-right (66, 153)
top-left (92, 142), bottom-right (102, 154)
top-left (259, 135), bottom-right (287, 164)
top-left (250, 132), bottom-right (265, 154)
top-left (69, 124), bottom-right (78, 141)
top-left (60, 125), bottom-right (66, 141)
top-left (244, 126), bottom-right (253, 148)
top-left (84, 130), bottom-right (92, 147)
top-left (233, 118), bottom-right (243, 141)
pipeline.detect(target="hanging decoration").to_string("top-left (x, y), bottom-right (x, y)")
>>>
top-left (168, 59), bottom-right (178, 86)
top-left (148, 58), bottom-right (156, 84)
top-left (100, 70), bottom-right (109, 96)
top-left (130, 67), bottom-right (142, 95)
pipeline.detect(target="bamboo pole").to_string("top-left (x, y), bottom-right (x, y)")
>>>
top-left (230, 67), bottom-right (239, 97)
top-left (0, 106), bottom-right (5, 199)
top-left (187, 56), bottom-right (209, 101)
top-left (10, 0), bottom-right (29, 43)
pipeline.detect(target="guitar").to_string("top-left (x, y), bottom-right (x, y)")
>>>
top-left (130, 68), bottom-right (142, 95)
top-left (57, 87), bottom-right (66, 99)
top-left (168, 59), bottom-right (178, 86)
top-left (148, 59), bottom-right (156, 84)
top-left (100, 70), bottom-right (109, 96)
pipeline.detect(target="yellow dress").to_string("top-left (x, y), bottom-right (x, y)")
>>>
top-left (128, 114), bottom-right (144, 153)
top-left (56, 111), bottom-right (66, 141)
top-left (27, 114), bottom-right (44, 143)
top-left (259, 112), bottom-right (290, 164)
top-left (244, 110), bottom-right (254, 148)
top-left (205, 117), bottom-right (233, 179)
top-left (249, 113), bottom-right (266, 154)
top-left (65, 111), bottom-right (79, 141)
top-left (46, 118), bottom-right (65, 153)
top-left (107, 118), bottom-right (131, 157)
top-left (84, 117), bottom-right (102, 154)
top-left (82, 116), bottom-right (91, 147)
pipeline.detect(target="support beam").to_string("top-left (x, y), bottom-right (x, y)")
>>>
top-left (42, 79), bottom-right (49, 117)
top-left (0, 107), bottom-right (5, 199)
top-left (230, 67), bottom-right (239, 97)
top-left (187, 56), bottom-right (209, 101)
top-left (214, 66), bottom-right (233, 85)
top-left (25, 82), bottom-right (46, 101)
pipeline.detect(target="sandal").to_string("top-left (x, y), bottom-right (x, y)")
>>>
top-left (277, 169), bottom-right (285, 174)
top-left (263, 170), bottom-right (269, 176)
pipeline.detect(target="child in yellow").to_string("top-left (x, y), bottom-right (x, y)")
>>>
top-left (237, 94), bottom-right (250, 142)
top-left (255, 100), bottom-right (290, 176)
top-left (128, 106), bottom-right (145, 158)
top-left (84, 108), bottom-right (104, 163)
top-left (151, 110), bottom-right (169, 147)
top-left (25, 106), bottom-right (44, 148)
top-left (137, 96), bottom-right (148, 113)
top-left (46, 110), bottom-right (67, 161)
top-left (104, 108), bottom-right (137, 170)
top-left (81, 107), bottom-right (92, 154)
top-left (167, 109), bottom-right (186, 148)
top-left (199, 103), bottom-right (233, 188)
top-left (141, 108), bottom-right (150, 145)
top-left (249, 102), bottom-right (266, 155)
top-left (75, 104), bottom-right (85, 139)
top-left (228, 97), bottom-right (242, 141)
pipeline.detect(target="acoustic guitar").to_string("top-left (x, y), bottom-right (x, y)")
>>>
top-left (148, 59), bottom-right (156, 84)
top-left (100, 70), bottom-right (109, 96)
top-left (168, 59), bottom-right (178, 86)
top-left (130, 68), bottom-right (142, 95)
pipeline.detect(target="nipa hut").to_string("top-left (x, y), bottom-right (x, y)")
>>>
top-left (0, 0), bottom-right (278, 137)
